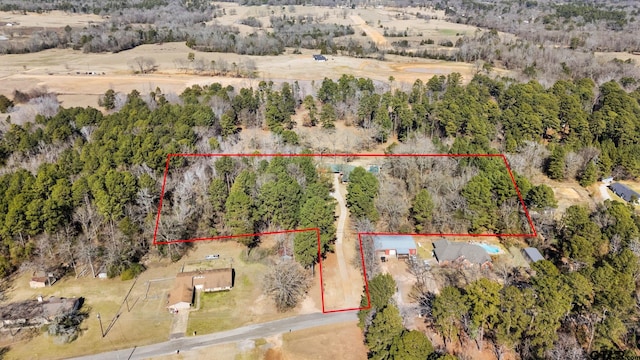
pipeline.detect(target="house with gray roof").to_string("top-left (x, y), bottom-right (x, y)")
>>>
top-left (373, 235), bottom-right (417, 258)
top-left (432, 239), bottom-right (492, 268)
top-left (609, 183), bottom-right (640, 204)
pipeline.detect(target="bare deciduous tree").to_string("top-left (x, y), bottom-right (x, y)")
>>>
top-left (30, 94), bottom-right (60, 118)
top-left (546, 332), bottom-right (585, 360)
top-left (129, 56), bottom-right (156, 74)
top-left (376, 176), bottom-right (409, 232)
top-left (353, 219), bottom-right (380, 279)
top-left (262, 260), bottom-right (310, 311)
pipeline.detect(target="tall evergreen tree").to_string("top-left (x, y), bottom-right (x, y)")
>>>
top-left (411, 189), bottom-right (434, 233)
top-left (365, 304), bottom-right (404, 360)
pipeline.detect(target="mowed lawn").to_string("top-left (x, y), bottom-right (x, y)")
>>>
top-left (186, 248), bottom-right (285, 336)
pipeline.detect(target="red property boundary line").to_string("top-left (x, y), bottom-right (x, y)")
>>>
top-left (152, 153), bottom-right (538, 313)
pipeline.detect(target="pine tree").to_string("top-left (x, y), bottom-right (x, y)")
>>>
top-left (411, 189), bottom-right (434, 233)
top-left (578, 161), bottom-right (598, 187)
top-left (365, 304), bottom-right (404, 359)
top-left (526, 184), bottom-right (558, 210)
top-left (432, 286), bottom-right (468, 348)
top-left (224, 182), bottom-right (255, 247)
top-left (302, 95), bottom-right (317, 126)
top-left (389, 330), bottom-right (434, 360)
top-left (320, 103), bottom-right (337, 129)
top-left (547, 146), bottom-right (566, 180)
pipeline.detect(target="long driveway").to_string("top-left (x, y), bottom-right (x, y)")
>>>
top-left (331, 174), bottom-right (349, 283)
top-left (69, 311), bottom-right (356, 360)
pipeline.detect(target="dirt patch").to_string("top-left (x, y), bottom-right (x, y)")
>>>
top-left (528, 174), bottom-right (596, 216)
top-left (380, 259), bottom-right (415, 305)
top-left (351, 14), bottom-right (390, 49)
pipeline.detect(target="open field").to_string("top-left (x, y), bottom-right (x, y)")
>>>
top-left (531, 175), bottom-right (596, 216)
top-left (281, 321), bottom-right (366, 360)
top-left (0, 4), bottom-right (514, 110)
top-left (0, 10), bottom-right (103, 27)
top-left (0, 42), bottom-right (480, 108)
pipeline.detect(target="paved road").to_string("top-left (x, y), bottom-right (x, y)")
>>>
top-left (70, 312), bottom-right (356, 360)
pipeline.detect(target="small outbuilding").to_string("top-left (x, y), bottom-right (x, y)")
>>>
top-left (609, 183), bottom-right (640, 204)
top-left (29, 271), bottom-right (56, 289)
top-left (373, 235), bottom-right (417, 258)
top-left (602, 177), bottom-right (614, 184)
top-left (522, 247), bottom-right (544, 263)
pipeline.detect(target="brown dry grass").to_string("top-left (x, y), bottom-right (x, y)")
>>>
top-left (0, 5), bottom-right (517, 110)
top-left (0, 10), bottom-right (103, 27)
top-left (351, 14), bottom-right (390, 49)
top-left (281, 321), bottom-right (367, 360)
top-left (1, 41), bottom-right (483, 110)
top-left (145, 321), bottom-right (365, 360)
top-left (530, 174), bottom-right (596, 216)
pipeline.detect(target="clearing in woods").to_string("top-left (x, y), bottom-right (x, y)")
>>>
top-left (154, 153), bottom-right (537, 313)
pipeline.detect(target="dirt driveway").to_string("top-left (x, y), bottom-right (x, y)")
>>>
top-left (350, 14), bottom-right (390, 50)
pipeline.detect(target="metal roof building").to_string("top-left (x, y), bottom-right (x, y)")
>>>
top-left (373, 235), bottom-right (417, 256)
top-left (609, 183), bottom-right (640, 204)
top-left (523, 247), bottom-right (544, 263)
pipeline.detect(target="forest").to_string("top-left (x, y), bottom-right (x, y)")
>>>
top-left (1, 70), bottom-right (639, 357)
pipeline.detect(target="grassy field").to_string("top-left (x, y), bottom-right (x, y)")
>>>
top-left (281, 321), bottom-right (366, 360)
top-left (0, 4), bottom-right (498, 109)
top-left (2, 266), bottom-right (176, 360)
top-left (416, 239), bottom-right (435, 259)
top-left (186, 271), bottom-right (274, 335)
top-left (437, 28), bottom-right (465, 36)
top-left (145, 321), bottom-right (364, 359)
